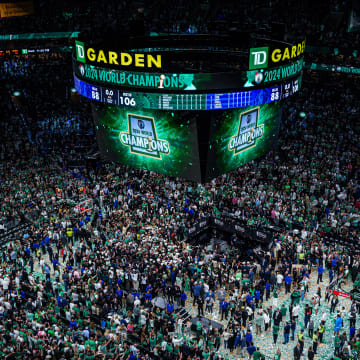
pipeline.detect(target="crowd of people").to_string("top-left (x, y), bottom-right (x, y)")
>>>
top-left (1, 0), bottom-right (359, 51)
top-left (0, 4), bottom-right (360, 358)
top-left (0, 46), bottom-right (359, 360)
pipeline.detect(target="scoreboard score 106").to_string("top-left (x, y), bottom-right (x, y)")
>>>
top-left (76, 75), bottom-right (301, 111)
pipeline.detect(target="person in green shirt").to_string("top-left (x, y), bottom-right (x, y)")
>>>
top-left (196, 319), bottom-right (202, 336)
top-left (273, 323), bottom-right (279, 344)
top-left (253, 348), bottom-right (264, 360)
top-left (242, 277), bottom-right (250, 292)
top-left (149, 334), bottom-right (157, 350)
top-left (166, 342), bottom-right (173, 353)
top-left (156, 332), bottom-right (163, 344)
top-left (280, 304), bottom-right (287, 319)
top-left (121, 347), bottom-right (130, 360)
top-left (274, 348), bottom-right (281, 360)
top-left (84, 351), bottom-right (95, 360)
top-left (273, 286), bottom-right (278, 307)
top-left (207, 337), bottom-right (214, 351)
top-left (202, 348), bottom-right (210, 359)
top-left (334, 334), bottom-right (341, 356)
top-left (84, 338), bottom-right (97, 351)
top-left (291, 289), bottom-right (301, 305)
top-left (215, 334), bottom-right (221, 351)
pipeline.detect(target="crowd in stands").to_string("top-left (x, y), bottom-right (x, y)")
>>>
top-left (0, 0), bottom-right (358, 49)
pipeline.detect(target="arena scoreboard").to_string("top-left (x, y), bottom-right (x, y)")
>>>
top-left (74, 75), bottom-right (301, 110)
top-left (74, 35), bottom-right (305, 182)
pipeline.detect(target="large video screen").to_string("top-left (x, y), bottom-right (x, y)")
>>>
top-left (93, 102), bottom-right (282, 182)
top-left (92, 104), bottom-right (202, 182)
top-left (206, 102), bottom-right (282, 179)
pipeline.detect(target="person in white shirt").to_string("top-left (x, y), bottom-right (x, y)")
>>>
top-left (223, 330), bottom-right (231, 349)
top-left (263, 310), bottom-right (270, 332)
top-left (131, 270), bottom-right (139, 290)
top-left (95, 281), bottom-right (102, 290)
top-left (246, 305), bottom-right (253, 321)
top-left (292, 304), bottom-right (300, 320)
top-left (301, 229), bottom-right (308, 239)
top-left (321, 310), bottom-right (327, 324)
top-left (276, 272), bottom-right (284, 290)
top-left (2, 276), bottom-right (9, 291)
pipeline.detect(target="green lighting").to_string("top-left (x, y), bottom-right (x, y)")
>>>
top-left (70, 88), bottom-right (77, 93)
top-left (13, 91), bottom-right (21, 97)
top-left (299, 111), bottom-right (306, 118)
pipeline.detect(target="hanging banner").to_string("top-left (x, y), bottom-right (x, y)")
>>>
top-left (0, 1), bottom-right (34, 18)
top-left (332, 290), bottom-right (351, 299)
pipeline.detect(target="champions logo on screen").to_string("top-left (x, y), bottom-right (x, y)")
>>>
top-left (228, 108), bottom-right (264, 155)
top-left (120, 113), bottom-right (170, 159)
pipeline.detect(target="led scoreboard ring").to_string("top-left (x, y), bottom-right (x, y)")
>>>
top-left (75, 35), bottom-right (306, 182)
top-left (74, 74), bottom-right (301, 110)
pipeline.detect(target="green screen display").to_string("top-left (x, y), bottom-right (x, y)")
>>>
top-left (206, 102), bottom-right (282, 179)
top-left (93, 103), bottom-right (282, 182)
top-left (93, 104), bottom-right (202, 182)
top-left (73, 57), bottom-right (303, 91)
